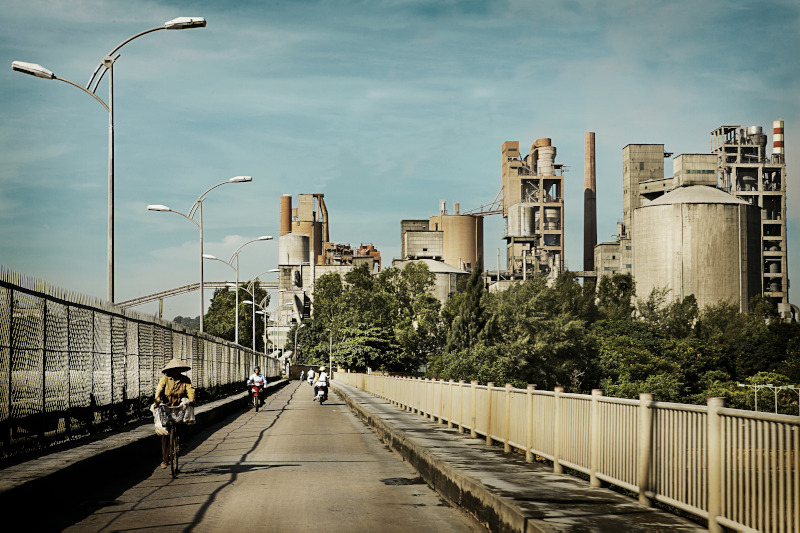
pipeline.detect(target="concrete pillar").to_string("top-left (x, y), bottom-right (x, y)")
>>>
top-left (707, 397), bottom-right (726, 533)
top-left (504, 383), bottom-right (512, 453)
top-left (470, 381), bottom-right (478, 439)
top-left (637, 393), bottom-right (654, 507)
top-left (553, 386), bottom-right (564, 474)
top-left (525, 384), bottom-right (536, 462)
top-left (486, 382), bottom-right (495, 446)
top-left (590, 389), bottom-right (604, 487)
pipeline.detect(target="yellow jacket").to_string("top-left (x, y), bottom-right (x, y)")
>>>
top-left (155, 374), bottom-right (195, 406)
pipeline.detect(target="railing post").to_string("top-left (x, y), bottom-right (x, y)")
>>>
top-left (458, 380), bottom-right (465, 432)
top-left (554, 386), bottom-right (563, 473)
top-left (637, 392), bottom-right (654, 507)
top-left (525, 384), bottom-right (536, 462)
top-left (438, 379), bottom-right (445, 423)
top-left (590, 389), bottom-right (604, 487)
top-left (707, 397), bottom-right (725, 533)
top-left (504, 383), bottom-right (512, 452)
top-left (448, 379), bottom-right (454, 428)
top-left (486, 382), bottom-right (495, 445)
top-left (470, 380), bottom-right (478, 438)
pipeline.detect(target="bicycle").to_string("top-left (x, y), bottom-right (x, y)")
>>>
top-left (158, 404), bottom-right (186, 478)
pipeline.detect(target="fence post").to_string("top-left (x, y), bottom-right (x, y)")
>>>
top-left (439, 379), bottom-right (445, 423)
top-left (525, 384), bottom-right (536, 462)
top-left (448, 379), bottom-right (454, 428)
top-left (637, 392), bottom-right (654, 507)
top-left (590, 389), bottom-right (604, 487)
top-left (40, 298), bottom-right (47, 443)
top-left (503, 384), bottom-right (512, 452)
top-left (707, 397), bottom-right (725, 533)
top-left (486, 382), bottom-right (495, 445)
top-left (458, 380), bottom-right (465, 432)
top-left (470, 380), bottom-right (478, 438)
top-left (553, 386), bottom-right (564, 473)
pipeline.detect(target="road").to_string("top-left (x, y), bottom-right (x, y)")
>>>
top-left (65, 380), bottom-right (483, 532)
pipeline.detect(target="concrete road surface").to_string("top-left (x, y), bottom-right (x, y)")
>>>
top-left (65, 380), bottom-right (483, 532)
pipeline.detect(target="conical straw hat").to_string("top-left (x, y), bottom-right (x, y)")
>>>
top-left (162, 357), bottom-right (191, 373)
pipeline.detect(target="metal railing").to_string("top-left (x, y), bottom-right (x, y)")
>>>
top-left (0, 266), bottom-right (279, 460)
top-left (336, 373), bottom-right (800, 532)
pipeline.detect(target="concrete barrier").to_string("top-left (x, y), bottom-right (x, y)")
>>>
top-left (0, 379), bottom-right (289, 520)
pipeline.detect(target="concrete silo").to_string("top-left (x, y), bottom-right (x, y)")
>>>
top-left (632, 185), bottom-right (761, 311)
top-left (429, 202), bottom-right (484, 271)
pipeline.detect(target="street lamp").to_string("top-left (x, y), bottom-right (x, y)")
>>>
top-left (738, 383), bottom-right (784, 414)
top-left (786, 386), bottom-right (800, 417)
top-left (243, 287), bottom-right (285, 352)
top-left (13, 17), bottom-right (206, 302)
top-left (204, 239), bottom-right (273, 344)
top-left (148, 176), bottom-right (252, 332)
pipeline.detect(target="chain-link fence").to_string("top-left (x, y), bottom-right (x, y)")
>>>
top-left (0, 266), bottom-right (279, 460)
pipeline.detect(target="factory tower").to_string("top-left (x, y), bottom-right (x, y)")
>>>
top-left (501, 138), bottom-right (565, 276)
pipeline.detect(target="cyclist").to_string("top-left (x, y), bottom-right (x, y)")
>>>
top-left (247, 366), bottom-right (267, 407)
top-left (153, 357), bottom-right (195, 469)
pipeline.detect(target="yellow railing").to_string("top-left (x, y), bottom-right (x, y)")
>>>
top-left (335, 373), bottom-right (800, 533)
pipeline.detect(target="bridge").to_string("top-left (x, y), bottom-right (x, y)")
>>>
top-left (1, 379), bottom-right (705, 532)
top-left (1, 267), bottom-right (798, 531)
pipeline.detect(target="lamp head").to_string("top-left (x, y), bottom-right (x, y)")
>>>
top-left (243, 300), bottom-right (254, 305)
top-left (12, 61), bottom-right (55, 79)
top-left (257, 235), bottom-right (273, 241)
top-left (164, 17), bottom-right (207, 29)
top-left (202, 254), bottom-right (218, 260)
top-left (147, 204), bottom-right (171, 212)
top-left (229, 176), bottom-right (252, 183)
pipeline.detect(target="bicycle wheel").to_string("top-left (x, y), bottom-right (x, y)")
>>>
top-left (170, 425), bottom-right (179, 478)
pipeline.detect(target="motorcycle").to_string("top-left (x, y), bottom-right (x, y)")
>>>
top-left (315, 384), bottom-right (328, 405)
top-left (250, 383), bottom-right (263, 411)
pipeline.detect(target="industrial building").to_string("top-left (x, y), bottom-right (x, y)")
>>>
top-left (501, 138), bottom-right (565, 278)
top-left (397, 200), bottom-right (481, 301)
top-left (595, 121), bottom-right (790, 316)
top-left (711, 122), bottom-right (789, 312)
top-left (273, 193), bottom-right (380, 352)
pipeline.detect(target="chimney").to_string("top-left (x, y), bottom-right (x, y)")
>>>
top-left (584, 132), bottom-right (597, 272)
top-left (773, 119), bottom-right (785, 162)
top-left (280, 194), bottom-right (292, 236)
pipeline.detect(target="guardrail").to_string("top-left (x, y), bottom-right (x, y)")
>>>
top-left (0, 266), bottom-right (279, 460)
top-left (336, 373), bottom-right (799, 532)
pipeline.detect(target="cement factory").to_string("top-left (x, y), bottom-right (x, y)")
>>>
top-left (269, 119), bottom-right (793, 347)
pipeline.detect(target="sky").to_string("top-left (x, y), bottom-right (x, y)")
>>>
top-left (1, 0), bottom-right (798, 320)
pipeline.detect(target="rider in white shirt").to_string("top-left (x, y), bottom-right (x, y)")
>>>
top-left (247, 367), bottom-right (267, 405)
top-left (307, 368), bottom-right (315, 386)
top-left (313, 366), bottom-right (328, 400)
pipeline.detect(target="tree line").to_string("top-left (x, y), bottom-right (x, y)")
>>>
top-left (202, 262), bottom-right (800, 414)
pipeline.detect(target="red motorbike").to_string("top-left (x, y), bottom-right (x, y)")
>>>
top-left (249, 383), bottom-right (263, 411)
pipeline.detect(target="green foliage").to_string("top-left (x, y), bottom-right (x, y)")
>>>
top-left (172, 315), bottom-right (200, 329)
top-left (596, 273), bottom-right (635, 320)
top-left (204, 282), bottom-right (270, 350)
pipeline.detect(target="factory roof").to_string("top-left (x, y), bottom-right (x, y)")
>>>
top-left (646, 185), bottom-right (750, 206)
top-left (393, 258), bottom-right (468, 274)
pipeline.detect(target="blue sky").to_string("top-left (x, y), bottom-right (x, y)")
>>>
top-left (1, 0), bottom-right (798, 319)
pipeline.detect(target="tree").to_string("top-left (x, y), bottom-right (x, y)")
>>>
top-left (596, 273), bottom-right (635, 320)
top-left (203, 281), bottom-right (270, 350)
top-left (445, 265), bottom-right (489, 352)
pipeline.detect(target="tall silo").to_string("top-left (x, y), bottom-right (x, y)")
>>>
top-left (632, 185), bottom-right (761, 311)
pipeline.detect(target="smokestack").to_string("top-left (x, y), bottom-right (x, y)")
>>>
top-left (584, 132), bottom-right (597, 272)
top-left (280, 194), bottom-right (292, 236)
top-left (773, 119), bottom-right (785, 162)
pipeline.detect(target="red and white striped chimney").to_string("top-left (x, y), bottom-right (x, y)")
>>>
top-left (773, 119), bottom-right (784, 161)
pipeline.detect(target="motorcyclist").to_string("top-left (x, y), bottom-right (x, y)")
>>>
top-left (313, 366), bottom-right (328, 401)
top-left (247, 366), bottom-right (267, 406)
top-left (307, 368), bottom-right (315, 386)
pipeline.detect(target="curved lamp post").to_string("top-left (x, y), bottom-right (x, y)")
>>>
top-left (203, 238), bottom-right (272, 343)
top-left (243, 286), bottom-right (285, 352)
top-left (148, 176), bottom-right (251, 332)
top-left (13, 17), bottom-right (206, 302)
